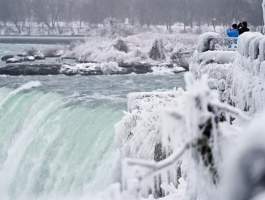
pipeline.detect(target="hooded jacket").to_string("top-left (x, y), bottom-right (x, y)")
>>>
top-left (226, 28), bottom-right (239, 37)
top-left (238, 27), bottom-right (250, 35)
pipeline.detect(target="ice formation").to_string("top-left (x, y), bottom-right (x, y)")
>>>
top-left (114, 31), bottom-right (265, 200)
top-left (191, 32), bottom-right (265, 116)
top-left (115, 88), bottom-right (185, 160)
top-left (63, 33), bottom-right (197, 65)
top-left (116, 72), bottom-right (246, 200)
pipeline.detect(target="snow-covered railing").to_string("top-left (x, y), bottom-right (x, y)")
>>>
top-left (121, 73), bottom-right (249, 200)
top-left (197, 32), bottom-right (238, 53)
top-left (209, 37), bottom-right (238, 51)
top-left (192, 32), bottom-right (265, 116)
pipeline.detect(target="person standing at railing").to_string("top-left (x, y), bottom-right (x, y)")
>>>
top-left (238, 21), bottom-right (250, 35)
top-left (226, 24), bottom-right (239, 49)
top-left (226, 24), bottom-right (239, 37)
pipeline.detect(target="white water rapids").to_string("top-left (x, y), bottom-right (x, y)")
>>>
top-left (0, 63), bottom-right (185, 199)
top-left (0, 82), bottom-right (123, 200)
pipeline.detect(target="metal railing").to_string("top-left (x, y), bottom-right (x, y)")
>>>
top-left (209, 37), bottom-right (238, 51)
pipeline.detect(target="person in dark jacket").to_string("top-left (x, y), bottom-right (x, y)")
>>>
top-left (238, 21), bottom-right (250, 35)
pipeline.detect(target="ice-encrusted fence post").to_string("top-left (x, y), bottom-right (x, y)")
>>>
top-left (122, 73), bottom-right (249, 200)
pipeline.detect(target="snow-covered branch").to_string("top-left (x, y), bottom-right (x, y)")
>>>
top-left (124, 138), bottom-right (196, 174)
top-left (210, 101), bottom-right (250, 122)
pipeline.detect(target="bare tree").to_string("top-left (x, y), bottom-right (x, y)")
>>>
top-left (0, 0), bottom-right (262, 33)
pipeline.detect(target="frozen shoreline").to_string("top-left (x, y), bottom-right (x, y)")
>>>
top-left (0, 62), bottom-right (186, 76)
top-left (0, 31), bottom-right (195, 76)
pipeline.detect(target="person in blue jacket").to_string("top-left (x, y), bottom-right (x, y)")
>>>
top-left (226, 24), bottom-right (239, 49)
top-left (226, 24), bottom-right (239, 37)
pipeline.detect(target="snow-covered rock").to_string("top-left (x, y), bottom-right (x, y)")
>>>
top-left (34, 54), bottom-right (45, 60)
top-left (6, 57), bottom-right (22, 64)
top-left (1, 55), bottom-right (14, 61)
top-left (60, 62), bottom-right (121, 75)
top-left (23, 56), bottom-right (35, 62)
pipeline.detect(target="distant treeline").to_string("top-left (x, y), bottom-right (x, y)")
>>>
top-left (0, 0), bottom-right (263, 33)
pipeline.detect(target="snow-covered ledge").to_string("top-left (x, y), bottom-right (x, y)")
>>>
top-left (115, 89), bottom-right (185, 160)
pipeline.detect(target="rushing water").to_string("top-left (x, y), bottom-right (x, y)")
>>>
top-left (0, 44), bottom-right (186, 200)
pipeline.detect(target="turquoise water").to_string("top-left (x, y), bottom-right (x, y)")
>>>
top-left (0, 87), bottom-right (122, 200)
top-left (0, 44), bottom-right (186, 200)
